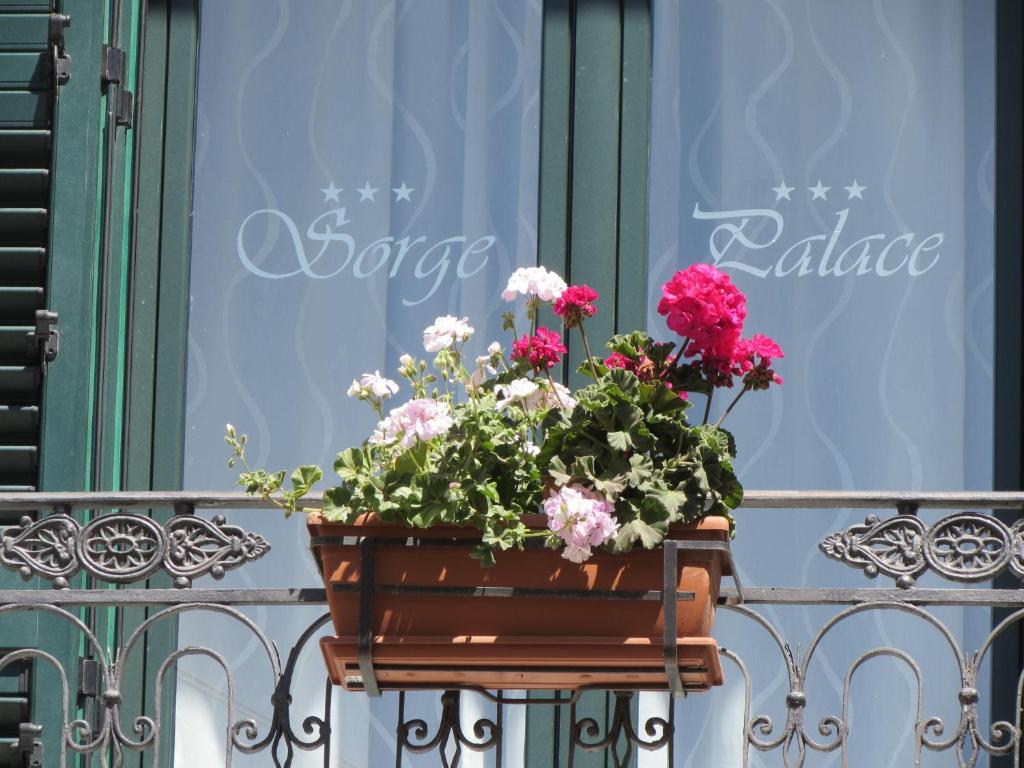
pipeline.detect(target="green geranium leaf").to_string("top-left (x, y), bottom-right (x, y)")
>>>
top-left (593, 474), bottom-right (627, 497)
top-left (607, 431), bottom-right (632, 452)
top-left (615, 404), bottom-right (644, 431)
top-left (645, 487), bottom-right (689, 520)
top-left (321, 485), bottom-right (355, 522)
top-left (626, 454), bottom-right (653, 486)
top-left (608, 367), bottom-right (639, 399)
top-left (333, 448), bottom-right (365, 482)
top-left (547, 455), bottom-right (572, 486)
top-left (290, 464), bottom-right (322, 494)
top-left (612, 518), bottom-right (664, 552)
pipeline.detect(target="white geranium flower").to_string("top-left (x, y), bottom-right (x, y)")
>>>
top-left (423, 315), bottom-right (474, 352)
top-left (487, 341), bottom-right (503, 356)
top-left (495, 378), bottom-right (540, 410)
top-left (537, 381), bottom-right (577, 412)
top-left (501, 267), bottom-right (567, 303)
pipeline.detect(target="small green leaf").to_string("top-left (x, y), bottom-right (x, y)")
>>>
top-left (628, 518), bottom-right (664, 549)
top-left (547, 456), bottom-right (572, 486)
top-left (607, 431), bottom-right (632, 452)
top-left (333, 448), bottom-right (365, 481)
top-left (321, 485), bottom-right (354, 519)
top-left (626, 454), bottom-right (653, 486)
top-left (593, 475), bottom-right (626, 497)
top-left (607, 367), bottom-right (639, 399)
top-left (645, 487), bottom-right (688, 519)
top-left (290, 464), bottom-right (323, 494)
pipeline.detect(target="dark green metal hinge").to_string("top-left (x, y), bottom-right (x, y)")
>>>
top-left (50, 13), bottom-right (71, 88)
top-left (101, 44), bottom-right (133, 127)
top-left (77, 657), bottom-right (103, 740)
top-left (29, 310), bottom-right (59, 374)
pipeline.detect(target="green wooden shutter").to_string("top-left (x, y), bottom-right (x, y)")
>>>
top-left (0, 2), bottom-right (71, 764)
top-left (0, 1), bottom-right (61, 505)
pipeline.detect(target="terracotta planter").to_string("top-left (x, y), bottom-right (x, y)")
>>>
top-left (308, 512), bottom-right (732, 693)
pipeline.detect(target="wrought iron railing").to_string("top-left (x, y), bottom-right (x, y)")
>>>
top-left (0, 491), bottom-right (1022, 767)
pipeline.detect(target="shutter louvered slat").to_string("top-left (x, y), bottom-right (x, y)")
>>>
top-left (0, 3), bottom-right (50, 751)
top-left (0, 51), bottom-right (49, 88)
top-left (0, 655), bottom-right (31, 766)
top-left (0, 14), bottom-right (49, 50)
top-left (0, 248), bottom-right (45, 284)
top-left (0, 7), bottom-right (51, 508)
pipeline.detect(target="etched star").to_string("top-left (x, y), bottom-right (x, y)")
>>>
top-left (320, 182), bottom-right (342, 203)
top-left (357, 181), bottom-right (378, 202)
top-left (844, 179), bottom-right (867, 200)
top-left (809, 180), bottom-right (830, 201)
top-left (393, 182), bottom-right (414, 202)
top-left (772, 180), bottom-right (795, 201)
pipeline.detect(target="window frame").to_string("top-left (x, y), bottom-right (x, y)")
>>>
top-left (36, 0), bottom-right (1022, 764)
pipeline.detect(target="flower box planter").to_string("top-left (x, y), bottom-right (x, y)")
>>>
top-left (308, 512), bottom-right (734, 695)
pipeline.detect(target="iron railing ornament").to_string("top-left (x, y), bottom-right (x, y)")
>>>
top-left (820, 510), bottom-right (1024, 586)
top-left (0, 513), bottom-right (269, 588)
top-left (396, 690), bottom-right (501, 768)
top-left (570, 690), bottom-right (674, 768)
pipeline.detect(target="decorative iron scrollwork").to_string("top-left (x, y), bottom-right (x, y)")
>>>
top-left (820, 511), bottom-right (1021, 586)
top-left (0, 513), bottom-right (270, 587)
top-left (397, 690), bottom-right (500, 768)
top-left (571, 691), bottom-right (674, 768)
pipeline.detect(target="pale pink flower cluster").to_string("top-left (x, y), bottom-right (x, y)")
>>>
top-left (370, 398), bottom-right (454, 449)
top-left (495, 378), bottom-right (576, 413)
top-left (501, 266), bottom-right (567, 303)
top-left (347, 371), bottom-right (399, 399)
top-left (543, 485), bottom-right (618, 563)
top-left (423, 315), bottom-right (474, 352)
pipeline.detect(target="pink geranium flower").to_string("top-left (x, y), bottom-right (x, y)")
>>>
top-left (553, 285), bottom-right (599, 328)
top-left (738, 333), bottom-right (784, 389)
top-left (369, 398), bottom-right (454, 449)
top-left (658, 264), bottom-right (747, 362)
top-left (511, 327), bottom-right (567, 370)
top-left (543, 485), bottom-right (618, 563)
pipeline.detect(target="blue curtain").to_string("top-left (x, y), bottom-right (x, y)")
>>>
top-left (180, 1), bottom-right (542, 765)
top-left (644, 1), bottom-right (995, 765)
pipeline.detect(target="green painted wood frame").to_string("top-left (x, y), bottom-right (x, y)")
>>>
top-left (991, 2), bottom-right (1024, 765)
top-left (36, 0), bottom-right (112, 759)
top-left (38, 0), bottom-right (196, 764)
top-left (530, 1), bottom-right (652, 765)
top-left (111, 2), bottom-right (198, 766)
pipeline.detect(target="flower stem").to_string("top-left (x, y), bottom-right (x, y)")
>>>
top-left (544, 368), bottom-right (565, 406)
top-left (671, 337), bottom-right (690, 372)
top-left (577, 323), bottom-right (600, 381)
top-left (715, 385), bottom-right (750, 428)
top-left (702, 389), bottom-right (714, 425)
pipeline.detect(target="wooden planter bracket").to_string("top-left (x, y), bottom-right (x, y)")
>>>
top-left (337, 536), bottom-right (743, 697)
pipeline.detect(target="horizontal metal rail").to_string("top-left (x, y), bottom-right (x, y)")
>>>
top-left (1, 586), bottom-right (1021, 607)
top-left (0, 489), bottom-right (1022, 511)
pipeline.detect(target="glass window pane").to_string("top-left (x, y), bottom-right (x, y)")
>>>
top-left (647, 1), bottom-right (995, 763)
top-left (178, 2), bottom-right (543, 764)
